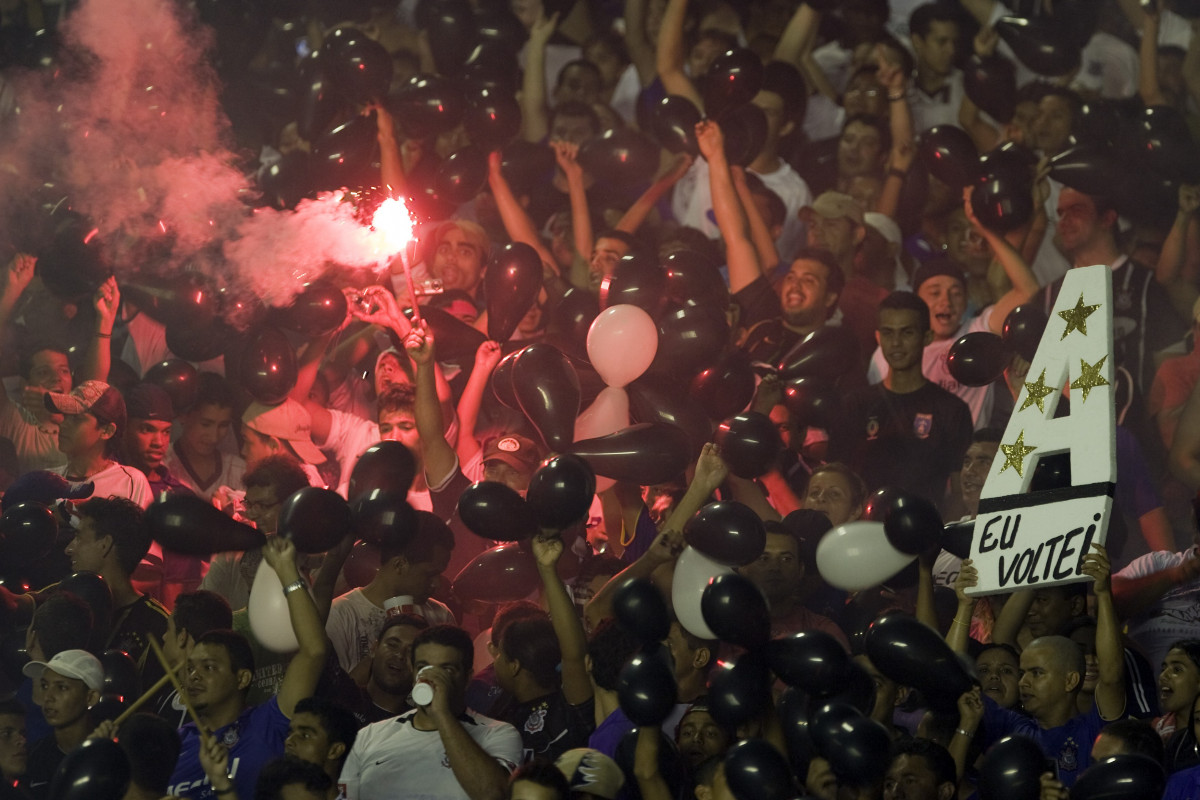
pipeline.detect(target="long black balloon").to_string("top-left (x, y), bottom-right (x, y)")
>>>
top-left (145, 494), bottom-right (265, 556)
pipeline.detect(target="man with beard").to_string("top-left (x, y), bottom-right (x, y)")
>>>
top-left (737, 522), bottom-right (849, 646)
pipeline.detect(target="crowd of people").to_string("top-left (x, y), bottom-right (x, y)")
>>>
top-left (4, 0), bottom-right (1200, 798)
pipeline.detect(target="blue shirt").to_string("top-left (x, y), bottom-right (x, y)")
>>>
top-left (587, 707), bottom-right (634, 759)
top-left (981, 696), bottom-right (1111, 787)
top-left (1164, 763), bottom-right (1200, 800)
top-left (167, 697), bottom-right (290, 799)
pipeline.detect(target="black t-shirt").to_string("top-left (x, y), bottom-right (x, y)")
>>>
top-left (502, 691), bottom-right (595, 764)
top-left (23, 736), bottom-right (66, 800)
top-left (108, 594), bottom-right (170, 692)
top-left (832, 381), bottom-right (973, 505)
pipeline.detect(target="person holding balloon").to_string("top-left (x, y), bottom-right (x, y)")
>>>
top-left (167, 536), bottom-right (328, 800)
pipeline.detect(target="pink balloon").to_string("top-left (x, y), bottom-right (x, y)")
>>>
top-left (586, 304), bottom-right (658, 388)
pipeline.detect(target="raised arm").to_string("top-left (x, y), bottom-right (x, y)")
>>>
top-left (423, 670), bottom-right (514, 800)
top-left (964, 187), bottom-right (1040, 333)
top-left (698, 119), bottom-right (762, 294)
top-left (624, 0), bottom-right (658, 86)
top-left (487, 151), bottom-right (559, 272)
top-left (947, 560), bottom-right (978, 651)
top-left (1139, 1), bottom-right (1168, 107)
top-left (616, 153), bottom-right (694, 236)
top-left (532, 533), bottom-right (593, 705)
top-left (290, 330), bottom-right (337, 444)
top-left (554, 140), bottom-right (594, 270)
top-left (1169, 376), bottom-right (1200, 487)
top-left (657, 0), bottom-right (704, 111)
top-left (521, 11), bottom-right (558, 144)
top-left (79, 276), bottom-right (118, 384)
top-left (374, 103), bottom-right (406, 198)
top-left (1155, 184), bottom-right (1200, 319)
top-left (267, 537), bottom-right (329, 718)
top-left (731, 165), bottom-right (781, 277)
top-left (1113, 556), bottom-right (1200, 619)
top-left (405, 321), bottom-right (458, 486)
top-left (772, 2), bottom-right (821, 69)
top-left (456, 341), bottom-right (503, 466)
top-left (1084, 544), bottom-right (1126, 719)
top-left (877, 49), bottom-right (917, 221)
top-left (0, 254), bottom-right (35, 393)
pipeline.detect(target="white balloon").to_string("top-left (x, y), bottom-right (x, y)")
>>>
top-left (815, 521), bottom-right (915, 591)
top-left (672, 546), bottom-right (733, 640)
top-left (586, 305), bottom-right (658, 388)
top-left (248, 559), bottom-right (300, 653)
top-left (575, 386), bottom-right (630, 441)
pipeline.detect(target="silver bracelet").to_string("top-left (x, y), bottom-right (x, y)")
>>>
top-left (283, 579), bottom-right (306, 595)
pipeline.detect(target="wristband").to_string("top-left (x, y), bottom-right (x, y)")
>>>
top-left (283, 579), bottom-right (306, 596)
top-left (888, 92), bottom-right (906, 102)
top-left (955, 728), bottom-right (973, 738)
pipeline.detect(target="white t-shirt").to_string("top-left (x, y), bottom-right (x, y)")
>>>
top-left (326, 587), bottom-right (457, 672)
top-left (339, 709), bottom-right (522, 800)
top-left (868, 306), bottom-right (995, 427)
top-left (609, 63), bottom-right (642, 125)
top-left (671, 157), bottom-right (813, 265)
top-left (907, 70), bottom-right (966, 134)
top-left (323, 409), bottom-right (381, 498)
top-left (0, 400), bottom-right (65, 474)
top-left (163, 445), bottom-right (246, 503)
top-left (52, 461), bottom-right (154, 508)
top-left (1072, 31), bottom-right (1138, 99)
top-left (1115, 548), bottom-right (1200, 672)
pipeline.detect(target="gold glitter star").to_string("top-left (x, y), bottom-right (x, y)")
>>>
top-left (1020, 369), bottom-right (1056, 413)
top-left (1070, 355), bottom-right (1110, 403)
top-left (1058, 294), bottom-right (1101, 339)
top-left (999, 431), bottom-right (1037, 478)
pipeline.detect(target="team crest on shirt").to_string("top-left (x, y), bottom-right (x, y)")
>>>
top-left (913, 414), bottom-right (932, 439)
top-left (524, 707), bottom-right (547, 734)
top-left (866, 417), bottom-right (880, 441)
top-left (221, 727), bottom-right (240, 747)
top-left (1060, 738), bottom-right (1078, 774)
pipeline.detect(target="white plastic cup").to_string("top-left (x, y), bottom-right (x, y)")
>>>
top-left (411, 665), bottom-right (436, 706)
top-left (384, 595), bottom-right (415, 617)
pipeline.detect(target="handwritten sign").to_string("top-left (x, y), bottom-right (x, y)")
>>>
top-left (966, 264), bottom-right (1117, 596)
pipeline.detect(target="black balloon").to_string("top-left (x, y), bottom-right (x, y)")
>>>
top-left (920, 126), bottom-right (979, 189)
top-left (526, 455), bottom-right (596, 530)
top-left (612, 578), bottom-right (671, 645)
top-left (36, 211), bottom-right (111, 298)
top-left (690, 353), bottom-right (756, 421)
top-left (349, 441), bottom-right (417, 504)
top-left (978, 141), bottom-right (1038, 186)
top-left (296, 50), bottom-right (349, 144)
top-left (701, 573), bottom-right (770, 648)
top-left (48, 736), bottom-right (130, 800)
top-left (652, 304), bottom-right (731, 378)
top-left (387, 74), bottom-right (466, 140)
top-left (963, 54), bottom-right (1017, 124)
top-left (144, 359), bottom-right (197, 413)
top-left (311, 115), bottom-right (378, 190)
top-left (0, 503), bottom-right (57, 565)
top-left (145, 494), bottom-right (265, 556)
top-left (499, 140), bottom-right (555, 195)
top-left (627, 375), bottom-right (714, 459)
top-left (579, 129), bottom-right (660, 188)
top-left (995, 16), bottom-right (1080, 77)
top-left (435, 146), bottom-right (489, 205)
top-left (810, 702), bottom-right (891, 786)
top-left (100, 649), bottom-right (139, 700)
top-left (352, 490), bottom-right (417, 547)
top-left (326, 33), bottom-right (392, 104)
top-left (487, 242), bottom-right (544, 343)
top-left (462, 83), bottom-right (521, 150)
top-left (121, 273), bottom-right (217, 330)
top-left (1068, 755), bottom-right (1165, 800)
top-left (713, 412), bottom-right (783, 479)
top-left (88, 694), bottom-right (128, 724)
top-left (457, 481), bottom-right (538, 541)
top-left (718, 103), bottom-right (768, 167)
top-left (618, 646), bottom-right (678, 726)
top-left (703, 48), bottom-right (764, 118)
top-left (683, 501), bottom-right (767, 567)
top-left (545, 288), bottom-right (598, 359)
top-left (864, 613), bottom-right (975, 713)
top-left (970, 170), bottom-right (1034, 234)
top-left (724, 739), bottom-right (795, 800)
top-left (947, 332), bottom-right (1008, 387)
top-left (278, 487), bottom-right (353, 553)
top-left (491, 350), bottom-right (521, 409)
top-left (821, 658), bottom-right (878, 716)
top-left (977, 735), bottom-right (1045, 800)
top-left (652, 95), bottom-right (701, 155)
top-left (1048, 143), bottom-right (1122, 197)
top-left (777, 326), bottom-right (858, 383)
top-left (876, 490), bottom-right (943, 555)
top-left (662, 249), bottom-right (728, 309)
top-left (279, 280), bottom-right (348, 337)
top-left (452, 542), bottom-right (539, 602)
top-left (166, 318), bottom-right (232, 363)
top-left (766, 630), bottom-right (850, 693)
top-left (408, 305), bottom-right (488, 364)
top-left (571, 423), bottom-right (692, 484)
top-left (707, 652), bottom-right (773, 727)
top-left (512, 343), bottom-right (580, 453)
top-left (778, 687), bottom-right (816, 776)
top-left (1002, 304), bottom-right (1049, 361)
top-left (600, 253), bottom-right (668, 316)
top-left (425, 0), bottom-right (478, 76)
top-left (238, 325), bottom-right (298, 404)
top-left (783, 377), bottom-right (839, 430)
top-left (942, 519), bottom-right (974, 559)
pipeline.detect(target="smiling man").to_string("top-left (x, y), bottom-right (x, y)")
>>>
top-left (20, 650), bottom-right (103, 800)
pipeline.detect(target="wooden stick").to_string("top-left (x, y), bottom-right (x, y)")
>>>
top-left (148, 637), bottom-right (205, 731)
top-left (403, 239), bottom-right (421, 325)
top-left (111, 658), bottom-right (186, 727)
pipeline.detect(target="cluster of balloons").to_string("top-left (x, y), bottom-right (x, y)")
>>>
top-left (816, 487), bottom-right (944, 591)
top-left (978, 738), bottom-right (1165, 800)
top-left (946, 303), bottom-right (1050, 388)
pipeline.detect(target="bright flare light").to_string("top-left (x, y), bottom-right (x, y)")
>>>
top-left (371, 196), bottom-right (415, 257)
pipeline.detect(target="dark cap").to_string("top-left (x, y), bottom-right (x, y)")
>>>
top-left (911, 258), bottom-right (967, 292)
top-left (482, 434), bottom-right (541, 474)
top-left (126, 383), bottom-right (174, 422)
